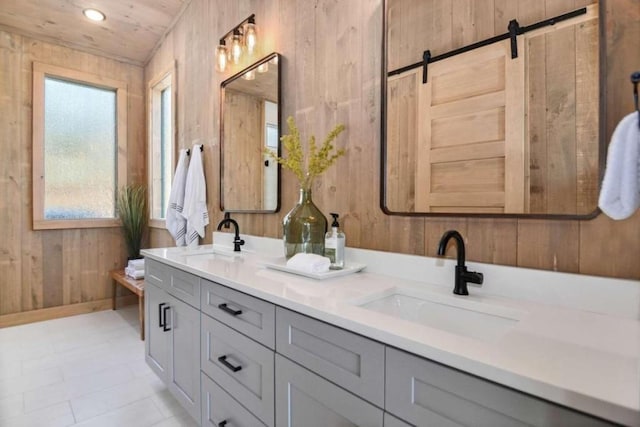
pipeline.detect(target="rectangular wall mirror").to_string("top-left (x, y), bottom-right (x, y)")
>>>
top-left (382, 1), bottom-right (603, 217)
top-left (220, 52), bottom-right (281, 213)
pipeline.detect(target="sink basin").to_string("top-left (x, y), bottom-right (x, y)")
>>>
top-left (357, 288), bottom-right (525, 342)
top-left (182, 247), bottom-right (241, 263)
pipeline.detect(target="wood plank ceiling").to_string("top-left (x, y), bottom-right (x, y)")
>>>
top-left (0, 0), bottom-right (190, 65)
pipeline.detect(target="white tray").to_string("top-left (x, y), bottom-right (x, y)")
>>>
top-left (263, 258), bottom-right (366, 280)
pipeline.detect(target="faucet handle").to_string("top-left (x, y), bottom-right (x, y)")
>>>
top-left (465, 270), bottom-right (483, 286)
top-left (233, 237), bottom-right (245, 252)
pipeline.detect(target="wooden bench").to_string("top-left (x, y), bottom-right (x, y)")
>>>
top-left (110, 269), bottom-right (145, 340)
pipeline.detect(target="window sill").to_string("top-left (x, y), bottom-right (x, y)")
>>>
top-left (149, 219), bottom-right (167, 229)
top-left (33, 218), bottom-right (121, 230)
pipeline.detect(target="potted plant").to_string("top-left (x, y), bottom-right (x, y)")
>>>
top-left (118, 184), bottom-right (148, 260)
top-left (265, 116), bottom-right (346, 258)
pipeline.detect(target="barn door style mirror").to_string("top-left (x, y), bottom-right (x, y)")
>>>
top-left (220, 52), bottom-right (281, 212)
top-left (382, 1), bottom-right (603, 217)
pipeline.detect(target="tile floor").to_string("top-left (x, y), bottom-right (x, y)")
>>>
top-left (0, 305), bottom-right (198, 427)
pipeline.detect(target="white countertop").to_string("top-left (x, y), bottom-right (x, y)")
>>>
top-left (142, 233), bottom-right (640, 426)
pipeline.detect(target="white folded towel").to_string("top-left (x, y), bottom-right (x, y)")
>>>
top-left (598, 112), bottom-right (640, 220)
top-left (128, 259), bottom-right (145, 271)
top-left (125, 266), bottom-right (144, 280)
top-left (181, 144), bottom-right (209, 247)
top-left (167, 149), bottom-right (190, 246)
top-left (286, 253), bottom-right (331, 274)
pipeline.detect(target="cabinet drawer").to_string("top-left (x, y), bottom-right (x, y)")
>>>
top-left (201, 314), bottom-right (275, 426)
top-left (166, 265), bottom-right (200, 308)
top-left (201, 279), bottom-right (275, 348)
top-left (275, 307), bottom-right (384, 407)
top-left (201, 373), bottom-right (266, 427)
top-left (145, 258), bottom-right (168, 289)
top-left (275, 354), bottom-right (383, 427)
top-left (385, 347), bottom-right (615, 427)
top-left (384, 413), bottom-right (412, 427)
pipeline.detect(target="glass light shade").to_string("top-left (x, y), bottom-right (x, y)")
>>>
top-left (244, 23), bottom-right (257, 54)
top-left (242, 70), bottom-right (255, 80)
top-left (231, 33), bottom-right (243, 64)
top-left (270, 55), bottom-right (279, 65)
top-left (215, 45), bottom-right (228, 72)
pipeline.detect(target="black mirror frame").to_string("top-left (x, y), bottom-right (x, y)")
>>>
top-left (379, 0), bottom-right (607, 220)
top-left (220, 52), bottom-right (282, 214)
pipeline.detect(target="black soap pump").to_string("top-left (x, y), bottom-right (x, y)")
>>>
top-left (324, 213), bottom-right (345, 269)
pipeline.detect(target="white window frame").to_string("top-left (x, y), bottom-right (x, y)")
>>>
top-left (147, 62), bottom-right (177, 228)
top-left (32, 62), bottom-right (128, 230)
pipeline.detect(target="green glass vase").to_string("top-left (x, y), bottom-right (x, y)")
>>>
top-left (283, 188), bottom-right (328, 258)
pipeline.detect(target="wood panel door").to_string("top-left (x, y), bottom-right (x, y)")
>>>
top-left (387, 38), bottom-right (526, 214)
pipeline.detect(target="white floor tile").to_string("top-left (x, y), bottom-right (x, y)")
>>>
top-left (1, 401), bottom-right (75, 427)
top-left (0, 393), bottom-right (24, 422)
top-left (73, 398), bottom-right (165, 427)
top-left (23, 381), bottom-right (71, 413)
top-left (150, 389), bottom-right (188, 419)
top-left (152, 411), bottom-right (199, 427)
top-left (0, 359), bottom-right (22, 380)
top-left (0, 305), bottom-right (186, 427)
top-left (66, 364), bottom-right (135, 398)
top-left (0, 367), bottom-right (63, 399)
top-left (70, 376), bottom-right (156, 422)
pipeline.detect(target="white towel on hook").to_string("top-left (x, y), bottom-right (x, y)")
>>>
top-left (598, 112), bottom-right (640, 220)
top-left (181, 144), bottom-right (209, 247)
top-left (166, 149), bottom-right (190, 246)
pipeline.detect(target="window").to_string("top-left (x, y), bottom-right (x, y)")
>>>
top-left (148, 65), bottom-right (176, 227)
top-left (32, 63), bottom-right (127, 230)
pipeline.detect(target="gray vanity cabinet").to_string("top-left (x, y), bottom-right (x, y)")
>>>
top-left (201, 279), bottom-right (275, 349)
top-left (145, 282), bottom-right (169, 379)
top-left (385, 347), bottom-right (615, 427)
top-left (166, 295), bottom-right (201, 421)
top-left (144, 260), bottom-right (201, 423)
top-left (200, 313), bottom-right (275, 426)
top-left (201, 372), bottom-right (266, 427)
top-left (275, 307), bottom-right (385, 407)
top-left (383, 413), bottom-right (412, 427)
top-left (275, 355), bottom-right (384, 427)
top-left (145, 258), bottom-right (619, 427)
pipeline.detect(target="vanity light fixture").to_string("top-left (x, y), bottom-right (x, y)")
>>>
top-left (83, 8), bottom-right (105, 22)
top-left (215, 14), bottom-right (258, 73)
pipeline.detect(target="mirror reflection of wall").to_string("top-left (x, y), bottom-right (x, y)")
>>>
top-left (221, 53), bottom-right (280, 212)
top-left (382, 1), bottom-right (601, 217)
top-left (263, 101), bottom-right (278, 211)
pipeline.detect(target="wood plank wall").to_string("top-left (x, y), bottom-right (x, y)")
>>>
top-left (146, 0), bottom-right (640, 280)
top-left (0, 31), bottom-right (145, 320)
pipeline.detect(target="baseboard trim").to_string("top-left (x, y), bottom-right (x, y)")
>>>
top-left (0, 295), bottom-right (138, 328)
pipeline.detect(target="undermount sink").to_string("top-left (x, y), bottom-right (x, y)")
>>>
top-left (356, 288), bottom-right (526, 342)
top-left (182, 247), bottom-right (241, 263)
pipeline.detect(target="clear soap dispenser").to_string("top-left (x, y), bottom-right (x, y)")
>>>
top-left (325, 213), bottom-right (345, 269)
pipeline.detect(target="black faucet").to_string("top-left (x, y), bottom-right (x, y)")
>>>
top-left (437, 230), bottom-right (483, 295)
top-left (216, 218), bottom-right (245, 252)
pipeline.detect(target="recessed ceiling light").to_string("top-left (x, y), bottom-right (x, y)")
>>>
top-left (83, 8), bottom-right (105, 22)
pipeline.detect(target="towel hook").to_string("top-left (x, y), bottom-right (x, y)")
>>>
top-left (184, 145), bottom-right (204, 156)
top-left (632, 71), bottom-right (640, 129)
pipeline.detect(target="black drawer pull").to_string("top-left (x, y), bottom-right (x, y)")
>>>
top-left (218, 303), bottom-right (242, 316)
top-left (218, 355), bottom-right (242, 372)
top-left (162, 305), bottom-right (171, 331)
top-left (158, 303), bottom-right (166, 328)
top-left (218, 421), bottom-right (228, 427)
